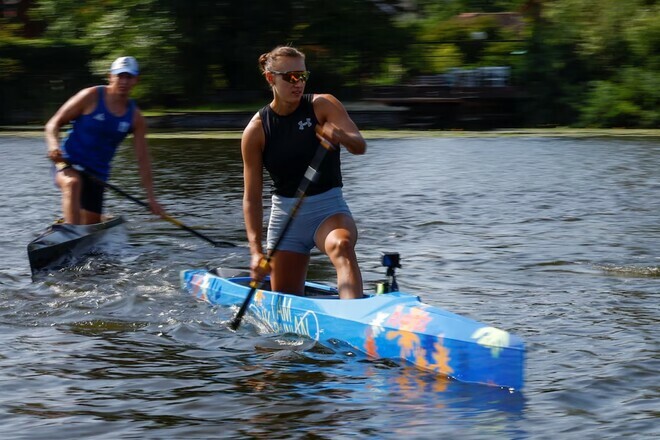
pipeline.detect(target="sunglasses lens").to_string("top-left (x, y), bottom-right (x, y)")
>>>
top-left (284, 71), bottom-right (309, 83)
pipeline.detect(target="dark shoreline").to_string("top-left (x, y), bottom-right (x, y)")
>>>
top-left (3, 126), bottom-right (659, 140)
top-left (2, 105), bottom-right (659, 138)
top-left (144, 106), bottom-right (406, 130)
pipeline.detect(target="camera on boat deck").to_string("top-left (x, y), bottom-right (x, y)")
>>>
top-left (377, 252), bottom-right (401, 294)
top-left (381, 252), bottom-right (400, 270)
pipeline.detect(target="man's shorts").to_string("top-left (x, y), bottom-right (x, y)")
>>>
top-left (54, 164), bottom-right (105, 214)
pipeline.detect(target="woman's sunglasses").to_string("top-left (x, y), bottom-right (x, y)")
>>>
top-left (268, 70), bottom-right (310, 84)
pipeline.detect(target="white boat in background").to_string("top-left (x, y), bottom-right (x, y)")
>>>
top-left (27, 216), bottom-right (126, 275)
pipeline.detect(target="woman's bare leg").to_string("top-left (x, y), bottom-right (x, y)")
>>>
top-left (315, 214), bottom-right (363, 299)
top-left (270, 250), bottom-right (310, 295)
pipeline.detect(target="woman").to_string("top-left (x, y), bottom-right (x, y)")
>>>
top-left (241, 45), bottom-right (367, 299)
top-left (45, 56), bottom-right (164, 225)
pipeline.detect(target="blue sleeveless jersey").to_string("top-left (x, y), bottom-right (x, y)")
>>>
top-left (61, 86), bottom-right (135, 180)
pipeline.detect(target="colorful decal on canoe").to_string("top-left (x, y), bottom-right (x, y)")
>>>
top-left (251, 293), bottom-right (321, 340)
top-left (405, 335), bottom-right (453, 376)
top-left (430, 338), bottom-right (453, 376)
top-left (385, 305), bottom-right (433, 357)
top-left (368, 312), bottom-right (389, 337)
top-left (254, 289), bottom-right (265, 305)
top-left (365, 311), bottom-right (390, 358)
top-left (381, 305), bottom-right (453, 375)
top-left (190, 273), bottom-right (210, 302)
top-left (364, 327), bottom-right (378, 358)
top-left (472, 326), bottom-right (510, 358)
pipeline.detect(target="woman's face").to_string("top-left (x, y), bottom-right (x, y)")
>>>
top-left (267, 56), bottom-right (308, 102)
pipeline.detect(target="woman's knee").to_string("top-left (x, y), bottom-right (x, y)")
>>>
top-left (316, 214), bottom-right (358, 253)
top-left (326, 234), bottom-right (355, 259)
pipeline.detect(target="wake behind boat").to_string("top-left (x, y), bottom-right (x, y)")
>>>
top-left (181, 255), bottom-right (525, 390)
top-left (27, 216), bottom-right (126, 275)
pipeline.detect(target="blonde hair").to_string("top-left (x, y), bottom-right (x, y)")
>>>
top-left (258, 45), bottom-right (306, 75)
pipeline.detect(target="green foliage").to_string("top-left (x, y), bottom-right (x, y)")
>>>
top-left (623, 4), bottom-right (660, 70)
top-left (427, 44), bottom-right (464, 72)
top-left (0, 20), bottom-right (24, 39)
top-left (87, 4), bottom-right (182, 105)
top-left (3, 0), bottom-right (659, 127)
top-left (581, 68), bottom-right (660, 128)
top-left (411, 6), bottom-right (527, 73)
top-left (0, 39), bottom-right (95, 122)
top-left (534, 0), bottom-right (660, 126)
top-left (0, 57), bottom-right (23, 80)
top-left (413, 0), bottom-right (527, 20)
top-left (365, 56), bottom-right (406, 86)
top-left (29, 0), bottom-right (182, 106)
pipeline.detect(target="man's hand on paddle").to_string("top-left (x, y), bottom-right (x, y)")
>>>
top-left (146, 196), bottom-right (166, 218)
top-left (47, 147), bottom-right (64, 163)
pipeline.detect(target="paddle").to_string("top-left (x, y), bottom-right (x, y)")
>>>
top-left (229, 130), bottom-right (337, 331)
top-left (71, 165), bottom-right (234, 248)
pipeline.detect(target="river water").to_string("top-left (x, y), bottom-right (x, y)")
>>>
top-left (0, 132), bottom-right (658, 439)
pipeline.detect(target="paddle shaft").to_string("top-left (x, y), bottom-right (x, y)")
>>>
top-left (74, 166), bottom-right (233, 248)
top-left (229, 136), bottom-right (336, 330)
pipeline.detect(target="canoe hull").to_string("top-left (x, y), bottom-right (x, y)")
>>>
top-left (27, 216), bottom-right (126, 274)
top-left (181, 269), bottom-right (525, 390)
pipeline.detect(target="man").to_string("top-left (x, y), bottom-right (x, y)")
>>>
top-left (45, 56), bottom-right (164, 224)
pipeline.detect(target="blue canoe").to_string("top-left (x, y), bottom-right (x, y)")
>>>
top-left (180, 269), bottom-right (525, 390)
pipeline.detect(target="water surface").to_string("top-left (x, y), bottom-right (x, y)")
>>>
top-left (0, 133), bottom-right (658, 438)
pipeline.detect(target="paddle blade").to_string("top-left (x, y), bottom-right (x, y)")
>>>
top-left (229, 282), bottom-right (262, 330)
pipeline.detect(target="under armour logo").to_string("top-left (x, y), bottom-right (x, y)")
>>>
top-left (298, 118), bottom-right (312, 130)
top-left (93, 113), bottom-right (105, 121)
top-left (118, 121), bottom-right (130, 133)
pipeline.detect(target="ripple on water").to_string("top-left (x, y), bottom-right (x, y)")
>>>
top-left (1, 135), bottom-right (659, 438)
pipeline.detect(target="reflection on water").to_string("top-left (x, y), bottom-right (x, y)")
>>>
top-left (0, 134), bottom-right (658, 438)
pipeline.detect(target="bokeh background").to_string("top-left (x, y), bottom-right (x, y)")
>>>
top-left (1, 0), bottom-right (659, 129)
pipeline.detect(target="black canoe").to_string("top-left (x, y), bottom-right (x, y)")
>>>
top-left (27, 216), bottom-right (126, 275)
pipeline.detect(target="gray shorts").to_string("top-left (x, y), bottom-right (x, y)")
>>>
top-left (267, 187), bottom-right (352, 254)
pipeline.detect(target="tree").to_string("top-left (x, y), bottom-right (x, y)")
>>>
top-left (29, 0), bottom-right (181, 106)
top-left (27, 0), bottom-right (407, 105)
top-left (535, 0), bottom-right (660, 127)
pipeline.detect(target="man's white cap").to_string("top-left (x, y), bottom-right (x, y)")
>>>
top-left (110, 56), bottom-right (139, 76)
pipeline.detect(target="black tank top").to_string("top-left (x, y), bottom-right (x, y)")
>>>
top-left (260, 94), bottom-right (342, 197)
